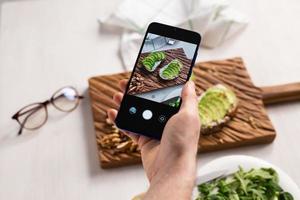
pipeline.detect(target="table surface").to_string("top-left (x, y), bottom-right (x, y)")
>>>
top-left (0, 0), bottom-right (299, 199)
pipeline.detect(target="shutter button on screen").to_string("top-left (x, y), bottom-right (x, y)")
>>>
top-left (142, 110), bottom-right (153, 120)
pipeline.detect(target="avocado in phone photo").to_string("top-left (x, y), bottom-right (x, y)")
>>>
top-left (159, 59), bottom-right (183, 80)
top-left (142, 51), bottom-right (166, 72)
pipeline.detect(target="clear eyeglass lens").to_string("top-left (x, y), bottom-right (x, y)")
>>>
top-left (18, 104), bottom-right (47, 129)
top-left (52, 87), bottom-right (79, 112)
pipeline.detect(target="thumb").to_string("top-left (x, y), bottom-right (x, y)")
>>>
top-left (180, 81), bottom-right (198, 112)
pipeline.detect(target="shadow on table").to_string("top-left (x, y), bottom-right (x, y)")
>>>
top-left (0, 98), bottom-right (76, 148)
top-left (80, 88), bottom-right (144, 178)
top-left (98, 25), bottom-right (129, 71)
top-left (0, 123), bottom-right (40, 149)
top-left (79, 89), bottom-right (100, 176)
top-left (264, 99), bottom-right (300, 108)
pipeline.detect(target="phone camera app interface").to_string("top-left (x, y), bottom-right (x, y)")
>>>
top-left (127, 33), bottom-right (197, 108)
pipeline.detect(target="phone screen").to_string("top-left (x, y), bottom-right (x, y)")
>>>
top-left (116, 22), bottom-right (200, 140)
top-left (127, 33), bottom-right (198, 108)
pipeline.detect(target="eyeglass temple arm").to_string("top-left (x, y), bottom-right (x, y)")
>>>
top-left (12, 102), bottom-right (48, 119)
top-left (18, 126), bottom-right (23, 135)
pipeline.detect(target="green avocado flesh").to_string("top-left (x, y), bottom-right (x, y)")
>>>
top-left (198, 84), bottom-right (237, 128)
top-left (142, 51), bottom-right (166, 71)
top-left (160, 59), bottom-right (183, 79)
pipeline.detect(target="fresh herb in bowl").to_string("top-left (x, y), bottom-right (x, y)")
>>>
top-left (196, 167), bottom-right (294, 200)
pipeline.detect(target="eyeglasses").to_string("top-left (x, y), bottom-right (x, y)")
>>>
top-left (12, 86), bottom-right (84, 135)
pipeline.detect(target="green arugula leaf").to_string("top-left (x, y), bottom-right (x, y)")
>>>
top-left (196, 167), bottom-right (294, 200)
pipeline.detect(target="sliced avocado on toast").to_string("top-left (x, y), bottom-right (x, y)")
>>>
top-left (159, 59), bottom-right (183, 80)
top-left (198, 84), bottom-right (238, 135)
top-left (142, 51), bottom-right (166, 72)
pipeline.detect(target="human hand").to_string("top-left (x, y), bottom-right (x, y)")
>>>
top-left (107, 80), bottom-right (200, 199)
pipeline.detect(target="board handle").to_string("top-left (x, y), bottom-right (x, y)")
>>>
top-left (260, 82), bottom-right (300, 105)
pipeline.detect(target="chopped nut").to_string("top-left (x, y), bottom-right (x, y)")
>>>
top-left (110, 128), bottom-right (119, 134)
top-left (128, 86), bottom-right (137, 93)
top-left (112, 137), bottom-right (121, 143)
top-left (108, 133), bottom-right (120, 139)
top-left (116, 141), bottom-right (131, 151)
top-left (130, 143), bottom-right (138, 152)
top-left (98, 122), bottom-right (138, 153)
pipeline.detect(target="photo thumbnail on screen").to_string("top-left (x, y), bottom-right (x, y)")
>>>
top-left (127, 33), bottom-right (197, 107)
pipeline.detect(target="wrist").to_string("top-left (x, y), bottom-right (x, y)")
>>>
top-left (145, 163), bottom-right (196, 200)
top-left (171, 155), bottom-right (197, 184)
top-left (150, 154), bottom-right (197, 187)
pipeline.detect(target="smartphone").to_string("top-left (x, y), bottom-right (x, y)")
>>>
top-left (115, 22), bottom-right (201, 140)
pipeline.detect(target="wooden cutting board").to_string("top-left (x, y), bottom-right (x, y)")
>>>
top-left (88, 57), bottom-right (300, 168)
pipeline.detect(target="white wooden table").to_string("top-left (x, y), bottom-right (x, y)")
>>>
top-left (0, 0), bottom-right (299, 199)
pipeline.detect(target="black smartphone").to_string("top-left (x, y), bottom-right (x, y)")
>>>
top-left (115, 22), bottom-right (201, 140)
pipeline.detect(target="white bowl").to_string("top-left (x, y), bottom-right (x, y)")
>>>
top-left (192, 155), bottom-right (300, 199)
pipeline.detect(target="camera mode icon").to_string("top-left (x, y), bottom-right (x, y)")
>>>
top-left (129, 107), bottom-right (137, 114)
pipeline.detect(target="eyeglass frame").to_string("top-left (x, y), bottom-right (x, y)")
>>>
top-left (12, 86), bottom-right (84, 135)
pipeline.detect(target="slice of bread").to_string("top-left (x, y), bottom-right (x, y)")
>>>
top-left (198, 84), bottom-right (238, 135)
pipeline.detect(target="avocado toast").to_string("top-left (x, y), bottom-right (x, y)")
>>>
top-left (142, 51), bottom-right (166, 72)
top-left (198, 84), bottom-right (238, 135)
top-left (159, 59), bottom-right (183, 80)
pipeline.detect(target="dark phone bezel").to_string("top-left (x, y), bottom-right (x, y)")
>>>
top-left (115, 22), bottom-right (201, 140)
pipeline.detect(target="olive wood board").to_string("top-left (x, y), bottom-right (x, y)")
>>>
top-left (88, 57), bottom-right (300, 168)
